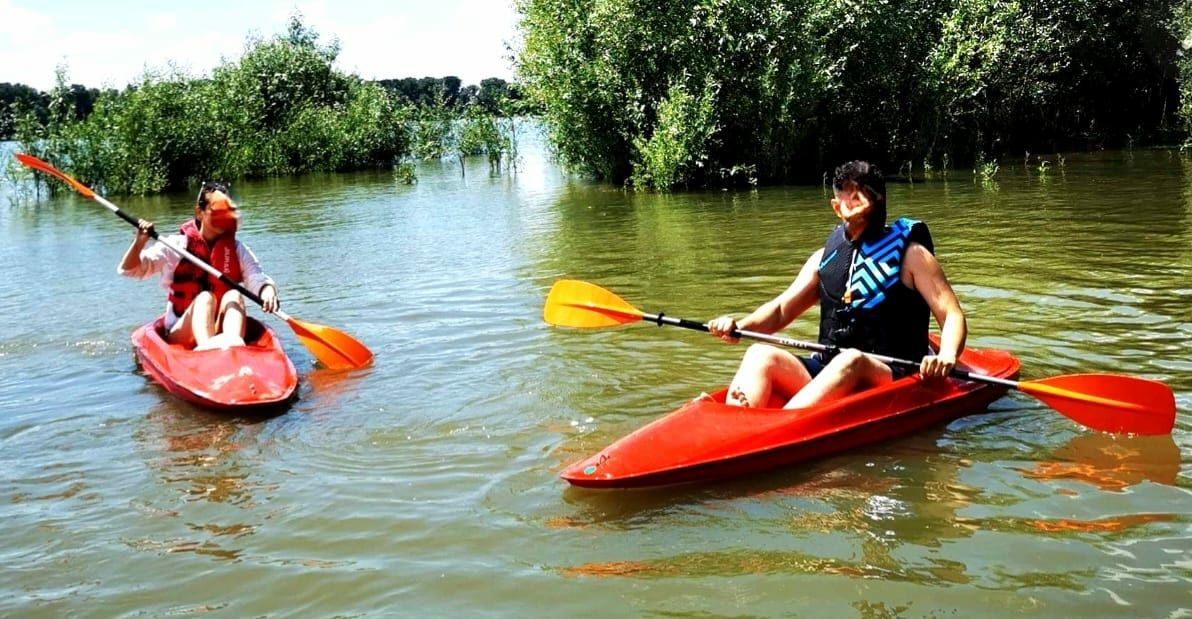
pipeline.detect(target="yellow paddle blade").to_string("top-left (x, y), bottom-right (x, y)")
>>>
top-left (544, 280), bottom-right (645, 328)
top-left (286, 317), bottom-right (374, 370)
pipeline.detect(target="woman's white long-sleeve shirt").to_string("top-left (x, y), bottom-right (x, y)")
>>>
top-left (118, 233), bottom-right (274, 326)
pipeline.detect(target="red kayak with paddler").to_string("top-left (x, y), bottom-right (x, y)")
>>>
top-left (560, 334), bottom-right (1018, 488)
top-left (544, 280), bottom-right (1176, 489)
top-left (14, 154), bottom-right (373, 411)
top-left (131, 316), bottom-right (298, 410)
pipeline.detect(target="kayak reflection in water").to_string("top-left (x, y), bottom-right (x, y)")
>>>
top-left (706, 160), bottom-right (967, 409)
top-left (117, 182), bottom-right (280, 350)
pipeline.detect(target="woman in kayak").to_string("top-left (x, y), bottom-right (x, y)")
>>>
top-left (707, 160), bottom-right (967, 409)
top-left (118, 182), bottom-right (280, 350)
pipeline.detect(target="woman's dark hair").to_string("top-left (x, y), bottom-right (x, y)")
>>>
top-left (196, 181), bottom-right (230, 209)
top-left (832, 161), bottom-right (886, 229)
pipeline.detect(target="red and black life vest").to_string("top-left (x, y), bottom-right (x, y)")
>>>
top-left (169, 218), bottom-right (242, 315)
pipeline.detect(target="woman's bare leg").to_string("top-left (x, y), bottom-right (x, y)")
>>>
top-left (216, 290), bottom-right (247, 344)
top-left (166, 292), bottom-right (216, 349)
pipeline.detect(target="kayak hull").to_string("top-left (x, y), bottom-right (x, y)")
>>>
top-left (561, 339), bottom-right (1020, 488)
top-left (131, 317), bottom-right (298, 410)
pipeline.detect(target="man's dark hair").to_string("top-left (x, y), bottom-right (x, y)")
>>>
top-left (832, 160), bottom-right (886, 230)
top-left (832, 161), bottom-right (885, 210)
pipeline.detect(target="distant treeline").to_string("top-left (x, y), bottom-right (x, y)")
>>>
top-left (0, 82), bottom-right (111, 138)
top-left (0, 77), bottom-right (524, 141)
top-left (518, 0), bottom-right (1189, 189)
top-left (374, 77), bottom-right (526, 114)
top-left (3, 16), bottom-right (521, 195)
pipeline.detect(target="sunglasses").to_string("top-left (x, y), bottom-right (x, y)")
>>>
top-left (196, 181), bottom-right (231, 209)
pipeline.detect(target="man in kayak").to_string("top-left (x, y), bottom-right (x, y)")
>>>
top-left (707, 160), bottom-right (967, 408)
top-left (118, 182), bottom-right (280, 350)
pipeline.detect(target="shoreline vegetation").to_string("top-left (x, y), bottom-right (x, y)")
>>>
top-left (5, 2), bottom-right (1192, 194)
top-left (1, 15), bottom-right (528, 196)
top-left (517, 0), bottom-right (1191, 189)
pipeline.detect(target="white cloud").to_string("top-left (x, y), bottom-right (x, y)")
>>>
top-left (325, 4), bottom-right (517, 84)
top-left (0, 0), bottom-right (57, 86)
top-left (0, 1), bottom-right (520, 90)
top-left (145, 13), bottom-right (178, 34)
top-left (0, 0), bottom-right (53, 42)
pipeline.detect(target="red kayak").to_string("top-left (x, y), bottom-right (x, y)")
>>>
top-left (562, 338), bottom-right (1020, 488)
top-left (131, 317), bottom-right (298, 410)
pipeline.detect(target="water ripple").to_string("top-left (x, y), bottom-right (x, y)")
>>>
top-left (0, 143), bottom-right (1188, 616)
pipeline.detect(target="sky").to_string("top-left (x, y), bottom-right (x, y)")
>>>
top-left (0, 0), bottom-right (521, 91)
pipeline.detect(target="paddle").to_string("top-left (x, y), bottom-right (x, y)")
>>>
top-left (15, 153), bottom-right (373, 370)
top-left (544, 279), bottom-right (1176, 435)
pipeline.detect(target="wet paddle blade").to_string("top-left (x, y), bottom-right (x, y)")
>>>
top-left (1020, 374), bottom-right (1175, 435)
top-left (544, 280), bottom-right (645, 328)
top-left (15, 153), bottom-right (97, 198)
top-left (286, 317), bottom-right (374, 370)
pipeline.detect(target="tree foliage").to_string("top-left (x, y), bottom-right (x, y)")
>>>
top-left (1174, 0), bottom-right (1192, 135)
top-left (16, 15), bottom-right (413, 195)
top-left (374, 76), bottom-right (526, 114)
top-left (517, 0), bottom-right (1184, 189)
top-left (0, 81), bottom-right (104, 140)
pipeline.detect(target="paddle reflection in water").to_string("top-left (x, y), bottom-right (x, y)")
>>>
top-left (1009, 433), bottom-right (1183, 534)
top-left (298, 365), bottom-right (374, 413)
top-left (1016, 432), bottom-right (1181, 493)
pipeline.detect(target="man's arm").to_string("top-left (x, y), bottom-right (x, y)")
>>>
top-left (904, 243), bottom-right (967, 377)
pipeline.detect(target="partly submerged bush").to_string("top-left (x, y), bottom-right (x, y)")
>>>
top-left (21, 15), bottom-right (413, 195)
top-left (517, 0), bottom-right (1184, 189)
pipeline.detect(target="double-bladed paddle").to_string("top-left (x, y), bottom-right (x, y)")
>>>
top-left (543, 279), bottom-right (1176, 435)
top-left (15, 153), bottom-right (373, 370)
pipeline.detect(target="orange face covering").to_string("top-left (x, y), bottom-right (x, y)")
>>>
top-left (205, 193), bottom-right (240, 232)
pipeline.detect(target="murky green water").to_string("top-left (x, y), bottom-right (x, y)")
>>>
top-left (1, 138), bottom-right (1189, 617)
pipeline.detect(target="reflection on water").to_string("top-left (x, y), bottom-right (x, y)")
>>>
top-left (126, 403), bottom-right (276, 561)
top-left (1018, 433), bottom-right (1182, 492)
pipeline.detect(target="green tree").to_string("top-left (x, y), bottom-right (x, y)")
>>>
top-left (1171, 0), bottom-right (1192, 139)
top-left (15, 14), bottom-right (413, 195)
top-left (517, 0), bottom-right (1184, 189)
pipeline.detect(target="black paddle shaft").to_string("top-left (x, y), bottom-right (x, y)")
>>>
top-left (109, 201), bottom-right (266, 307)
top-left (640, 311), bottom-right (1012, 387)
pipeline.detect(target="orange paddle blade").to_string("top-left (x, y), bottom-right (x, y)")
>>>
top-left (1020, 374), bottom-right (1175, 435)
top-left (14, 153), bottom-right (97, 198)
top-left (543, 280), bottom-right (645, 328)
top-left (286, 317), bottom-right (373, 370)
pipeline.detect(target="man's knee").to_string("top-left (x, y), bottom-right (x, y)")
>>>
top-left (742, 343), bottom-right (782, 369)
top-left (827, 348), bottom-right (867, 375)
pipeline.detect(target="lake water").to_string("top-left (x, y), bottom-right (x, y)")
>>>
top-left (1, 137), bottom-right (1189, 617)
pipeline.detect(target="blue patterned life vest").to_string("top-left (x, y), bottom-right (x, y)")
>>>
top-left (815, 217), bottom-right (933, 360)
